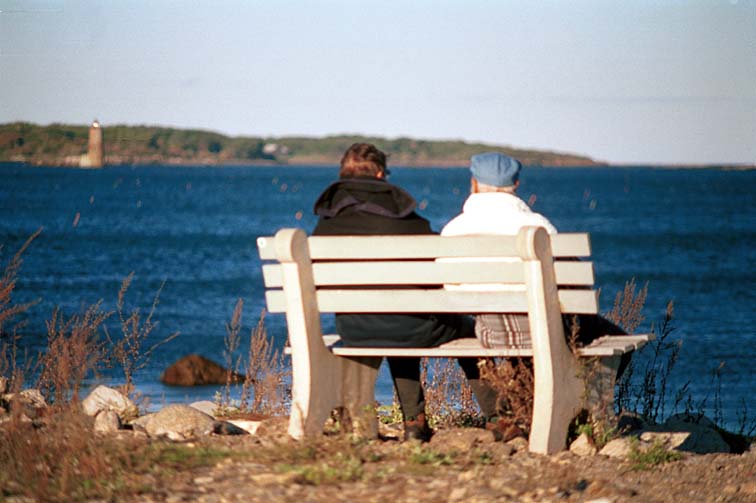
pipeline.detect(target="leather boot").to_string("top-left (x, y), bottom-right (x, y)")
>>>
top-left (403, 412), bottom-right (432, 442)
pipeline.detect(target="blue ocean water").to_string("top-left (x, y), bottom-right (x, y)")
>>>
top-left (1, 163), bottom-right (754, 428)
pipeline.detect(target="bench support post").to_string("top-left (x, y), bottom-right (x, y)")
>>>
top-left (582, 355), bottom-right (621, 426)
top-left (275, 229), bottom-right (346, 438)
top-left (339, 356), bottom-right (380, 437)
top-left (518, 227), bottom-right (584, 454)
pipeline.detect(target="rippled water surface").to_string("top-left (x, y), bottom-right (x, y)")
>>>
top-left (1, 163), bottom-right (754, 428)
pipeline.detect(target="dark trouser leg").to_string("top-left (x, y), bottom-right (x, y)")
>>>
top-left (457, 357), bottom-right (498, 419)
top-left (387, 357), bottom-right (425, 420)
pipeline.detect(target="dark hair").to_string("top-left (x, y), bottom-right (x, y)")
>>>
top-left (339, 143), bottom-right (387, 178)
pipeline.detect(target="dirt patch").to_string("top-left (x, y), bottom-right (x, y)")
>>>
top-left (108, 427), bottom-right (756, 503)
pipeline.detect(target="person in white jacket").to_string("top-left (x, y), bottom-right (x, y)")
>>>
top-left (441, 152), bottom-right (555, 348)
top-left (442, 152), bottom-right (629, 362)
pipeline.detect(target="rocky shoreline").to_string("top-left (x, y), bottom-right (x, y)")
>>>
top-left (2, 383), bottom-right (755, 502)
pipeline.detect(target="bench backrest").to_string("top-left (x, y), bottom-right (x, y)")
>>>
top-left (257, 226), bottom-right (598, 318)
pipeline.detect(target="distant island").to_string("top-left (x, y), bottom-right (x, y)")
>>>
top-left (0, 122), bottom-right (601, 167)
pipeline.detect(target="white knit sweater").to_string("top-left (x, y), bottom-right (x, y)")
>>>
top-left (441, 192), bottom-right (557, 237)
top-left (440, 192), bottom-right (557, 292)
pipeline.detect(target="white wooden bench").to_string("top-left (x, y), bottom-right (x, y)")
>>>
top-left (257, 226), bottom-right (651, 454)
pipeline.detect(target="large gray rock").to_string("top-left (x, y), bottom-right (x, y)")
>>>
top-left (663, 412), bottom-right (718, 431)
top-left (82, 385), bottom-right (138, 421)
top-left (141, 404), bottom-right (216, 440)
top-left (641, 413), bottom-right (729, 454)
top-left (189, 400), bottom-right (219, 417)
top-left (507, 436), bottom-right (530, 453)
top-left (1, 389), bottom-right (47, 418)
top-left (599, 437), bottom-right (634, 458)
top-left (429, 427), bottom-right (493, 451)
top-left (130, 412), bottom-right (156, 433)
top-left (19, 389), bottom-right (46, 408)
top-left (570, 433), bottom-right (597, 456)
top-left (641, 425), bottom-right (730, 454)
top-left (94, 410), bottom-right (122, 433)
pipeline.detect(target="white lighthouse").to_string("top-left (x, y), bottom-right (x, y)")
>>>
top-left (81, 119), bottom-right (103, 168)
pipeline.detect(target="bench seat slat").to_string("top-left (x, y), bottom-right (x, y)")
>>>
top-left (262, 261), bottom-right (594, 287)
top-left (283, 333), bottom-right (652, 358)
top-left (578, 334), bottom-right (655, 356)
top-left (265, 288), bottom-right (599, 314)
top-left (257, 233), bottom-right (591, 260)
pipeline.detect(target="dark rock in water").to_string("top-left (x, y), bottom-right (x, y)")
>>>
top-left (161, 354), bottom-right (244, 386)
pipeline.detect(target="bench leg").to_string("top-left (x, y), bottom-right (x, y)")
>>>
top-left (288, 354), bottom-right (381, 440)
top-left (288, 351), bottom-right (344, 439)
top-left (528, 353), bottom-right (584, 454)
top-left (339, 356), bottom-right (381, 438)
top-left (582, 355), bottom-right (620, 425)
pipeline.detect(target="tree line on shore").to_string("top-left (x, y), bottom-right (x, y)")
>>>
top-left (0, 122), bottom-right (599, 167)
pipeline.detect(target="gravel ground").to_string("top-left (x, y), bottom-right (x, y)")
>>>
top-left (112, 421), bottom-right (756, 503)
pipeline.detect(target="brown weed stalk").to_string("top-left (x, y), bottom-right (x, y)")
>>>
top-left (0, 228), bottom-right (41, 336)
top-left (479, 358), bottom-right (534, 433)
top-left (0, 407), bottom-right (114, 501)
top-left (239, 309), bottom-right (289, 415)
top-left (221, 298), bottom-right (244, 410)
top-left (605, 278), bottom-right (648, 334)
top-left (421, 357), bottom-right (479, 428)
top-left (1, 229), bottom-right (42, 392)
top-left (0, 405), bottom-right (229, 501)
top-left (36, 303), bottom-right (109, 405)
top-left (0, 334), bottom-right (32, 395)
top-left (615, 301), bottom-right (681, 423)
top-left (106, 272), bottom-right (179, 396)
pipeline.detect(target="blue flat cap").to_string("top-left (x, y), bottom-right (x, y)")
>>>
top-left (470, 152), bottom-right (521, 187)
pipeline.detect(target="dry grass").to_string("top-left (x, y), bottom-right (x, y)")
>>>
top-left (239, 309), bottom-right (289, 415)
top-left (605, 278), bottom-right (648, 334)
top-left (216, 301), bottom-right (290, 417)
top-left (0, 230), bottom-right (42, 394)
top-left (36, 304), bottom-right (110, 405)
top-left (0, 333), bottom-right (31, 396)
top-left (0, 260), bottom-right (228, 501)
top-left (479, 358), bottom-right (534, 434)
top-left (0, 228), bottom-right (41, 336)
top-left (421, 357), bottom-right (480, 428)
top-left (0, 408), bottom-right (116, 501)
top-left (105, 272), bottom-right (179, 398)
top-left (0, 406), bottom-right (235, 502)
top-left (615, 300), bottom-right (679, 424)
top-left (222, 297), bottom-right (244, 407)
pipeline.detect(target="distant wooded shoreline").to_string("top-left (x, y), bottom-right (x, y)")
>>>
top-left (1, 122), bottom-right (752, 169)
top-left (0, 122), bottom-right (597, 168)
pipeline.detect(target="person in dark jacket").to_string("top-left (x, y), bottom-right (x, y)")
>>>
top-left (312, 143), bottom-right (498, 441)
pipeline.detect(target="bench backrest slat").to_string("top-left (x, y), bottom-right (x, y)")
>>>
top-left (259, 229), bottom-right (598, 317)
top-left (262, 260), bottom-right (594, 287)
top-left (257, 233), bottom-right (591, 260)
top-left (264, 288), bottom-right (598, 314)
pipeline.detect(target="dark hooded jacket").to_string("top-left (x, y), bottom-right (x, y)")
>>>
top-left (312, 177), bottom-right (468, 347)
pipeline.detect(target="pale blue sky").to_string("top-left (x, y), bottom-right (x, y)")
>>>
top-left (1, 0), bottom-right (754, 164)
